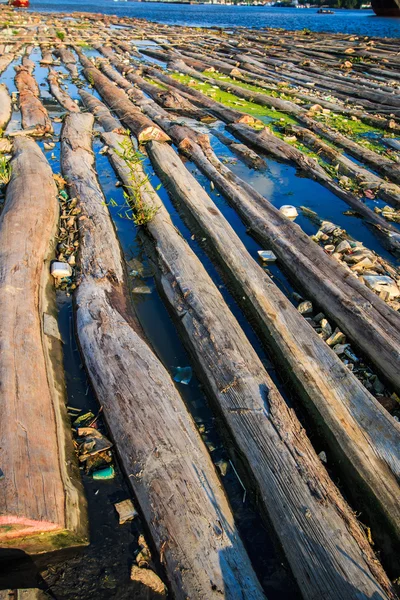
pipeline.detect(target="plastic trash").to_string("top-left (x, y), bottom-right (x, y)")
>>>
top-left (93, 466), bottom-right (115, 480)
top-left (51, 261), bottom-right (73, 279)
top-left (297, 300), bottom-right (313, 315)
top-left (73, 412), bottom-right (95, 427)
top-left (115, 499), bottom-right (138, 524)
top-left (279, 205), bottom-right (298, 220)
top-left (130, 566), bottom-right (167, 595)
top-left (363, 275), bottom-right (400, 299)
top-left (173, 366), bottom-right (192, 385)
top-left (257, 250), bottom-right (277, 263)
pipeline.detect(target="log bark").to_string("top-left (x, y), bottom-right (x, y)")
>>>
top-left (53, 45), bottom-right (78, 78)
top-left (0, 84), bottom-right (12, 131)
top-left (82, 65), bottom-right (170, 143)
top-left (48, 68), bottom-right (80, 113)
top-left (14, 65), bottom-right (52, 135)
top-left (102, 127), bottom-right (396, 600)
top-left (289, 124), bottom-right (400, 208)
top-left (0, 136), bottom-right (87, 554)
top-left (61, 112), bottom-right (265, 600)
top-left (144, 130), bottom-right (400, 560)
top-left (79, 89), bottom-right (121, 132)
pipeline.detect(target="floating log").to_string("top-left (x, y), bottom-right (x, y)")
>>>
top-left (14, 65), bottom-right (52, 135)
top-left (0, 136), bottom-right (87, 554)
top-left (47, 68), bottom-right (80, 113)
top-left (228, 122), bottom-right (400, 252)
top-left (0, 84), bottom-right (12, 131)
top-left (143, 128), bottom-right (400, 564)
top-left (82, 65), bottom-right (170, 143)
top-left (289, 123), bottom-right (400, 208)
top-left (101, 123), bottom-right (396, 600)
top-left (60, 112), bottom-right (265, 600)
top-left (53, 45), bottom-right (78, 78)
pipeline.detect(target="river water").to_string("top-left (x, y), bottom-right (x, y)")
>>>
top-left (30, 2), bottom-right (400, 38)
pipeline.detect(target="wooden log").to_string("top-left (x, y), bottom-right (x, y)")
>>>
top-left (102, 127), bottom-right (396, 600)
top-left (82, 65), bottom-right (170, 143)
top-left (14, 65), bottom-right (53, 135)
top-left (296, 114), bottom-right (400, 185)
top-left (213, 129), bottom-right (267, 170)
top-left (143, 129), bottom-right (400, 559)
top-left (0, 53), bottom-right (16, 76)
top-left (228, 122), bottom-right (400, 252)
top-left (79, 89), bottom-right (121, 132)
top-left (48, 68), bottom-right (80, 113)
top-left (61, 112), bottom-right (266, 600)
top-left (289, 124), bottom-right (400, 209)
top-left (0, 84), bottom-right (12, 131)
top-left (53, 45), bottom-right (78, 78)
top-left (166, 123), bottom-right (400, 393)
top-left (0, 136), bottom-right (87, 554)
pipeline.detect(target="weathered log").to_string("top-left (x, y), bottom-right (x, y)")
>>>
top-left (82, 65), bottom-right (170, 143)
top-left (48, 68), bottom-right (80, 113)
top-left (228, 122), bottom-right (400, 252)
top-left (164, 121), bottom-right (400, 393)
top-left (14, 65), bottom-right (52, 135)
top-left (0, 136), bottom-right (87, 554)
top-left (102, 126), bottom-right (396, 600)
top-left (61, 112), bottom-right (265, 600)
top-left (296, 114), bottom-right (400, 185)
top-left (79, 89), bottom-right (121, 132)
top-left (213, 129), bottom-right (267, 170)
top-left (143, 128), bottom-right (400, 559)
top-left (0, 84), bottom-right (12, 131)
top-left (0, 53), bottom-right (15, 76)
top-left (289, 124), bottom-right (400, 208)
top-left (53, 45), bottom-right (78, 78)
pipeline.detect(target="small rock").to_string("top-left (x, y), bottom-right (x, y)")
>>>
top-left (318, 451), bottom-right (327, 464)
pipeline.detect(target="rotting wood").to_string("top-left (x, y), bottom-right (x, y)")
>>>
top-left (82, 64), bottom-right (170, 143)
top-left (48, 68), bottom-right (80, 113)
top-left (61, 112), bottom-right (266, 600)
top-left (0, 136), bottom-right (87, 554)
top-left (14, 64), bottom-right (52, 135)
top-left (143, 133), bottom-right (400, 570)
top-left (99, 121), bottom-right (397, 600)
top-left (0, 84), bottom-right (12, 131)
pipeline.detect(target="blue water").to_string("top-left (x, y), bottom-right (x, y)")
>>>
top-left (30, 2), bottom-right (400, 38)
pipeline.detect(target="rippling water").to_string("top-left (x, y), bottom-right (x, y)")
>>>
top-left (30, 2), bottom-right (400, 38)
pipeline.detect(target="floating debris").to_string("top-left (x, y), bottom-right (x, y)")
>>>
top-left (257, 250), bottom-right (277, 263)
top-left (279, 205), bottom-right (299, 220)
top-left (130, 565), bottom-right (167, 595)
top-left (50, 261), bottom-right (72, 279)
top-left (92, 465), bottom-right (115, 480)
top-left (114, 499), bottom-right (138, 524)
top-left (173, 366), bottom-right (193, 385)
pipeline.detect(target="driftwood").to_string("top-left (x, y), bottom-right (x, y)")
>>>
top-left (53, 45), bottom-right (78, 78)
top-left (47, 68), bottom-right (80, 113)
top-left (119, 63), bottom-right (399, 252)
top-left (143, 130), bottom-right (400, 562)
top-left (0, 136), bottom-right (87, 554)
top-left (61, 112), bottom-right (265, 600)
top-left (0, 84), bottom-right (11, 131)
top-left (14, 65), bottom-right (52, 135)
top-left (228, 122), bottom-right (400, 252)
top-left (289, 124), bottom-right (400, 208)
top-left (99, 122), bottom-right (396, 599)
top-left (82, 65), bottom-right (170, 143)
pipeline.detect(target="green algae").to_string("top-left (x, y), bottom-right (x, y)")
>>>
top-left (170, 72), bottom-right (297, 124)
top-left (203, 70), bottom-right (298, 103)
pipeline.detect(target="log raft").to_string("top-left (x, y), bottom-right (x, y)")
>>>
top-left (96, 118), bottom-right (396, 600)
top-left (61, 112), bottom-right (266, 600)
top-left (0, 137), bottom-right (87, 554)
